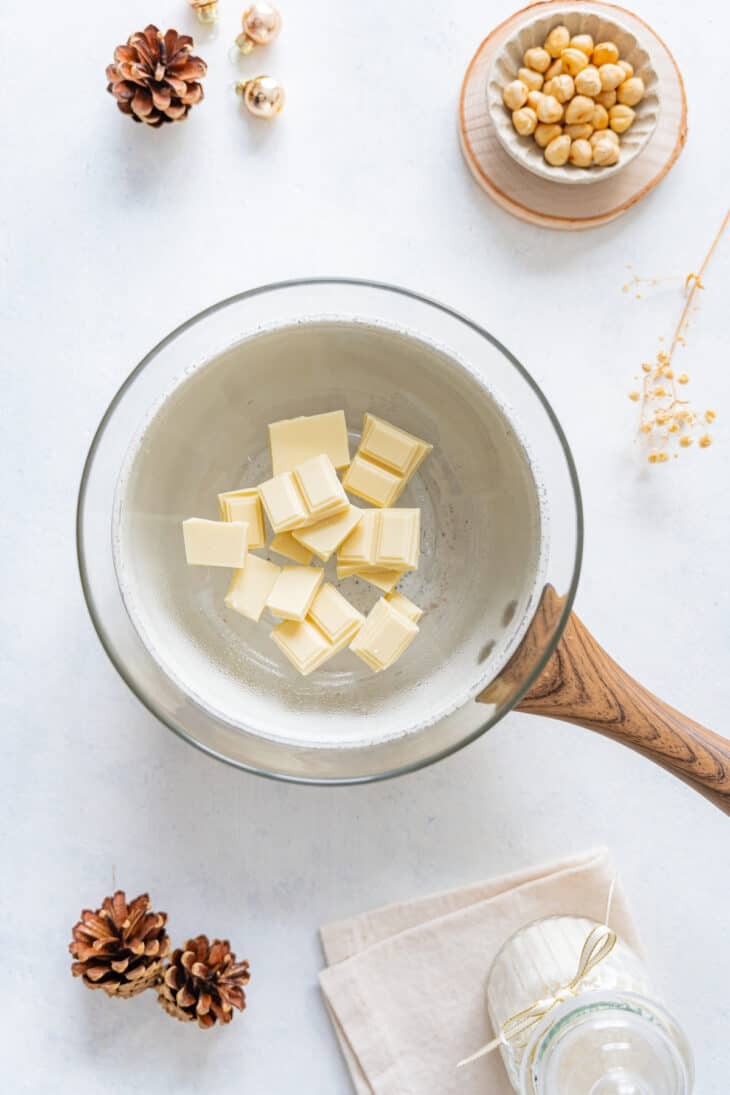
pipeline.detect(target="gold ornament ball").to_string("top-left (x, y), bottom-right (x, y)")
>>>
top-left (239, 75), bottom-right (286, 118)
top-left (237, 2), bottom-right (282, 53)
top-left (190, 0), bottom-right (219, 24)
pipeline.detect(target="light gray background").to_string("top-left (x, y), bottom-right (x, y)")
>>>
top-left (1, 0), bottom-right (728, 1091)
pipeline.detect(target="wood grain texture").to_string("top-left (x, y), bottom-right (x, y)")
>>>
top-left (511, 594), bottom-right (730, 813)
top-left (459, 0), bottom-right (688, 230)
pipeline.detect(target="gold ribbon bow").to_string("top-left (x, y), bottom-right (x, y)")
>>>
top-left (457, 923), bottom-right (618, 1069)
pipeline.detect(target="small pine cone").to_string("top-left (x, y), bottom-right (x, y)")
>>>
top-left (106, 25), bottom-right (207, 127)
top-left (158, 936), bottom-right (250, 1029)
top-left (70, 891), bottom-right (170, 998)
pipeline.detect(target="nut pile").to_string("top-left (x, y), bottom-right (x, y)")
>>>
top-left (502, 25), bottom-right (646, 169)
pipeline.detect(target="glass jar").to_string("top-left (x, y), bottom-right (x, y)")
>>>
top-left (486, 916), bottom-right (694, 1095)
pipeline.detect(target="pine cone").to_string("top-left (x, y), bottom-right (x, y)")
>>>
top-left (158, 936), bottom-right (250, 1028)
top-left (106, 26), bottom-right (207, 127)
top-left (70, 891), bottom-right (170, 998)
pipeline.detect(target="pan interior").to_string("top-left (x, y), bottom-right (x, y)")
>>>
top-left (114, 320), bottom-right (545, 748)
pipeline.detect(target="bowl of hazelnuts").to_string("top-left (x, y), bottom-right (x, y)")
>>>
top-left (487, 9), bottom-right (660, 183)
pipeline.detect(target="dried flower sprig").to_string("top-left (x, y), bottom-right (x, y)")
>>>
top-left (627, 209), bottom-right (728, 463)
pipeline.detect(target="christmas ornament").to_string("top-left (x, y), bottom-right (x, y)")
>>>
top-left (189, 0), bottom-right (219, 25)
top-left (69, 891), bottom-right (170, 998)
top-left (158, 935), bottom-right (250, 1028)
top-left (235, 3), bottom-right (282, 54)
top-left (235, 75), bottom-right (286, 118)
top-left (106, 25), bottom-right (207, 127)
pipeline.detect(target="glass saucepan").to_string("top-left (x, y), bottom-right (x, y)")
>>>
top-left (77, 280), bottom-right (729, 808)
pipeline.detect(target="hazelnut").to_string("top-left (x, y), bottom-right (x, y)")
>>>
top-left (592, 137), bottom-right (620, 165)
top-left (590, 128), bottom-right (618, 147)
top-left (534, 122), bottom-right (563, 148)
top-left (569, 34), bottom-right (594, 58)
top-left (569, 138), bottom-right (593, 167)
top-left (609, 103), bottom-right (636, 133)
top-left (618, 60), bottom-right (634, 79)
top-left (593, 41), bottom-right (619, 66)
top-left (544, 25), bottom-right (570, 58)
top-left (523, 46), bottom-right (551, 73)
top-left (543, 74), bottom-right (575, 103)
top-left (617, 76), bottom-right (645, 106)
top-left (565, 122), bottom-right (593, 140)
top-left (526, 90), bottom-right (544, 112)
top-left (599, 63), bottom-right (625, 91)
top-left (574, 65), bottom-right (602, 97)
top-left (512, 107), bottom-right (538, 136)
top-left (595, 88), bottom-right (617, 108)
top-left (564, 94), bottom-right (595, 125)
top-left (591, 103), bottom-right (609, 130)
top-left (518, 67), bottom-right (544, 91)
top-left (503, 79), bottom-right (529, 110)
top-left (544, 58), bottom-right (564, 80)
top-left (561, 47), bottom-right (589, 76)
top-left (544, 133), bottom-right (571, 165)
top-left (536, 94), bottom-right (564, 123)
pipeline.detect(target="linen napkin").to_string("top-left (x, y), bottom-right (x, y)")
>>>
top-left (319, 848), bottom-right (640, 1095)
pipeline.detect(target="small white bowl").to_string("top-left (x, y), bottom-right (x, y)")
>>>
top-left (488, 7), bottom-right (660, 185)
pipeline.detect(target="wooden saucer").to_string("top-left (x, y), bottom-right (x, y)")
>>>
top-left (459, 0), bottom-right (687, 230)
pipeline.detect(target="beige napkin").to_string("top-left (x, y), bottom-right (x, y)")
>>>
top-left (319, 848), bottom-right (641, 1095)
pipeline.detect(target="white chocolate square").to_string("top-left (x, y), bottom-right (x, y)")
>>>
top-left (350, 598), bottom-right (418, 671)
top-left (271, 619), bottom-right (331, 676)
top-left (183, 519), bottom-right (249, 568)
top-left (293, 454), bottom-right (349, 522)
top-left (308, 583), bottom-right (364, 646)
top-left (342, 454), bottom-right (404, 508)
top-left (386, 589), bottom-right (423, 622)
top-left (360, 414), bottom-right (433, 477)
top-left (258, 472), bottom-right (309, 533)
top-left (375, 508), bottom-right (420, 570)
top-left (357, 567), bottom-right (405, 593)
top-left (225, 554), bottom-right (280, 621)
top-left (292, 505), bottom-right (362, 562)
top-left (218, 489), bottom-right (266, 548)
top-left (269, 532), bottom-right (313, 565)
top-left (338, 508), bottom-right (380, 567)
top-left (266, 566), bottom-right (324, 621)
top-left (269, 410), bottom-right (350, 476)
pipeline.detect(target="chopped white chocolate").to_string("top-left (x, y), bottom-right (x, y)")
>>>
top-left (308, 583), bottom-right (364, 646)
top-left (342, 453), bottom-right (403, 508)
top-left (360, 414), bottom-right (433, 478)
top-left (258, 472), bottom-right (309, 533)
top-left (337, 508), bottom-right (380, 567)
top-left (269, 532), bottom-right (313, 565)
top-left (351, 567), bottom-right (405, 593)
top-left (183, 519), bottom-right (249, 568)
top-left (385, 590), bottom-right (423, 622)
top-left (292, 454), bottom-right (349, 522)
top-left (269, 410), bottom-right (350, 476)
top-left (350, 598), bottom-right (419, 672)
top-left (375, 508), bottom-right (420, 571)
top-left (217, 488), bottom-right (266, 548)
top-left (225, 554), bottom-right (280, 621)
top-left (336, 562), bottom-right (361, 579)
top-left (292, 505), bottom-right (362, 562)
top-left (266, 566), bottom-right (324, 621)
top-left (271, 619), bottom-right (331, 675)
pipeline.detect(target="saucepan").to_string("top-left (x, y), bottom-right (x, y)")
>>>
top-left (77, 280), bottom-right (730, 811)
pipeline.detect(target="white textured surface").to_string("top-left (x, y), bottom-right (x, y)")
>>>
top-left (1, 0), bottom-right (728, 1091)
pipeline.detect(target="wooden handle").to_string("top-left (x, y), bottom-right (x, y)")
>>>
top-left (522, 610), bottom-right (730, 812)
top-left (481, 588), bottom-right (730, 813)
